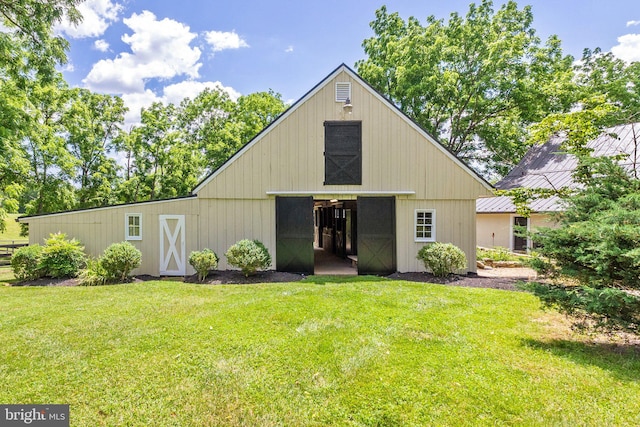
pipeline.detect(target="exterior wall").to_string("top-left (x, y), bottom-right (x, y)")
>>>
top-left (476, 212), bottom-right (559, 250)
top-left (197, 198), bottom-right (275, 271)
top-left (397, 198), bottom-right (477, 273)
top-left (194, 68), bottom-right (491, 274)
top-left (24, 198), bottom-right (200, 276)
top-left (197, 70), bottom-right (490, 201)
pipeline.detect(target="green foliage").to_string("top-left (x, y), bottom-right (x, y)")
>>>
top-left (357, 1), bottom-right (576, 175)
top-left (189, 248), bottom-right (218, 282)
top-left (100, 242), bottom-right (142, 282)
top-left (477, 247), bottom-right (522, 262)
top-left (520, 114), bottom-right (640, 334)
top-left (10, 244), bottom-right (44, 281)
top-left (520, 282), bottom-right (640, 334)
top-left (39, 232), bottom-right (86, 278)
top-left (417, 242), bottom-right (467, 277)
top-left (225, 239), bottom-right (271, 277)
top-left (78, 258), bottom-right (107, 286)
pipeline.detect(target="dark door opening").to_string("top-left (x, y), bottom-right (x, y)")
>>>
top-left (276, 196), bottom-right (396, 275)
top-left (313, 200), bottom-right (357, 275)
top-left (513, 216), bottom-right (528, 252)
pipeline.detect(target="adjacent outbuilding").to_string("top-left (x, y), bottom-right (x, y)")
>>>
top-left (20, 64), bottom-right (493, 276)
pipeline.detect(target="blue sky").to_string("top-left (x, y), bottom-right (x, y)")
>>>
top-left (55, 0), bottom-right (640, 126)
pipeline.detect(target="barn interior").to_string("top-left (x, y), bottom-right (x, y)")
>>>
top-left (313, 200), bottom-right (357, 274)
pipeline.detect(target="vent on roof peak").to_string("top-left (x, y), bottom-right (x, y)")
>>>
top-left (335, 82), bottom-right (351, 102)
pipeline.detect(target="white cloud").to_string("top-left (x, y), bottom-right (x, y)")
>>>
top-left (56, 0), bottom-right (123, 38)
top-left (204, 30), bottom-right (249, 52)
top-left (163, 80), bottom-right (241, 105)
top-left (611, 33), bottom-right (640, 62)
top-left (83, 10), bottom-right (202, 93)
top-left (285, 45), bottom-right (294, 53)
top-left (121, 90), bottom-right (163, 128)
top-left (627, 20), bottom-right (640, 27)
top-left (93, 39), bottom-right (110, 52)
top-left (120, 82), bottom-right (241, 128)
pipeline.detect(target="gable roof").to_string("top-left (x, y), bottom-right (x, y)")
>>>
top-left (192, 63), bottom-right (492, 195)
top-left (477, 123), bottom-right (640, 213)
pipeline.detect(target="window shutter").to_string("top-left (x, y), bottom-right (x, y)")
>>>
top-left (324, 121), bottom-right (362, 185)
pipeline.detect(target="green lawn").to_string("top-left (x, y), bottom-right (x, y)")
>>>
top-left (1, 278), bottom-right (639, 426)
top-left (0, 213), bottom-right (27, 243)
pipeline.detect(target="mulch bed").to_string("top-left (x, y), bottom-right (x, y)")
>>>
top-left (12, 270), bottom-right (526, 291)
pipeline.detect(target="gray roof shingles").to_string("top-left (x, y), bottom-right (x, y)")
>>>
top-left (477, 123), bottom-right (640, 213)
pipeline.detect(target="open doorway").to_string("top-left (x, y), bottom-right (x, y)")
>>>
top-left (275, 196), bottom-right (396, 275)
top-left (313, 200), bottom-right (357, 275)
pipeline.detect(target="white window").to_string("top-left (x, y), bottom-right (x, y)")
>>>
top-left (335, 82), bottom-right (351, 102)
top-left (125, 213), bottom-right (142, 240)
top-left (415, 209), bottom-right (435, 242)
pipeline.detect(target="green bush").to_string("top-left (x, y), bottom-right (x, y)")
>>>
top-left (189, 248), bottom-right (218, 282)
top-left (10, 244), bottom-right (44, 281)
top-left (100, 241), bottom-right (142, 282)
top-left (40, 233), bottom-right (86, 278)
top-left (225, 239), bottom-right (271, 277)
top-left (79, 258), bottom-right (108, 286)
top-left (417, 242), bottom-right (467, 277)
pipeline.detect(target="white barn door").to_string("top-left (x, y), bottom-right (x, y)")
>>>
top-left (159, 215), bottom-right (186, 275)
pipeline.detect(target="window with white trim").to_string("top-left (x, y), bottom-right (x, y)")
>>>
top-left (415, 209), bottom-right (435, 242)
top-left (125, 213), bottom-right (142, 240)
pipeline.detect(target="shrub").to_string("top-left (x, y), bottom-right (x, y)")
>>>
top-left (100, 241), bottom-right (142, 282)
top-left (225, 239), bottom-right (271, 277)
top-left (40, 233), bottom-right (86, 278)
top-left (79, 258), bottom-right (108, 286)
top-left (189, 248), bottom-right (218, 282)
top-left (10, 244), bottom-right (44, 281)
top-left (417, 242), bottom-right (467, 277)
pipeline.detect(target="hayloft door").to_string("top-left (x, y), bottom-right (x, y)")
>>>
top-left (357, 197), bottom-right (396, 275)
top-left (159, 215), bottom-right (186, 275)
top-left (276, 196), bottom-right (314, 274)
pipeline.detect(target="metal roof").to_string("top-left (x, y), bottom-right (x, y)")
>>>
top-left (477, 123), bottom-right (640, 213)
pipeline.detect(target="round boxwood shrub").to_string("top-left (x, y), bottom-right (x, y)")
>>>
top-left (40, 233), bottom-right (86, 278)
top-left (417, 242), bottom-right (467, 277)
top-left (225, 239), bottom-right (271, 277)
top-left (100, 241), bottom-right (142, 282)
top-left (10, 244), bottom-right (44, 281)
top-left (189, 248), bottom-right (218, 282)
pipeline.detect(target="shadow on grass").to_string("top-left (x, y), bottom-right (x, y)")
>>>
top-left (302, 275), bottom-right (390, 285)
top-left (522, 337), bottom-right (640, 381)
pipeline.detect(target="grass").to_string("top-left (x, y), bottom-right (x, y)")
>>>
top-left (0, 213), bottom-right (27, 243)
top-left (477, 246), bottom-right (526, 262)
top-left (1, 278), bottom-right (639, 426)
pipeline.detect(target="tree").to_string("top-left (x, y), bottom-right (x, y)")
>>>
top-left (179, 88), bottom-right (286, 175)
top-left (574, 48), bottom-right (640, 123)
top-left (21, 76), bottom-right (78, 215)
top-left (518, 106), bottom-right (640, 335)
top-left (0, 0), bottom-right (82, 82)
top-left (1, 0), bottom-right (82, 230)
top-left (63, 88), bottom-right (126, 208)
top-left (356, 1), bottom-right (576, 176)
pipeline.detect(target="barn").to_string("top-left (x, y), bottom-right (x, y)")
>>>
top-left (19, 64), bottom-right (493, 276)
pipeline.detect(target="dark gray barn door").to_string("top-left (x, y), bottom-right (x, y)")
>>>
top-left (357, 196), bottom-right (396, 275)
top-left (324, 121), bottom-right (362, 185)
top-left (276, 196), bottom-right (314, 274)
